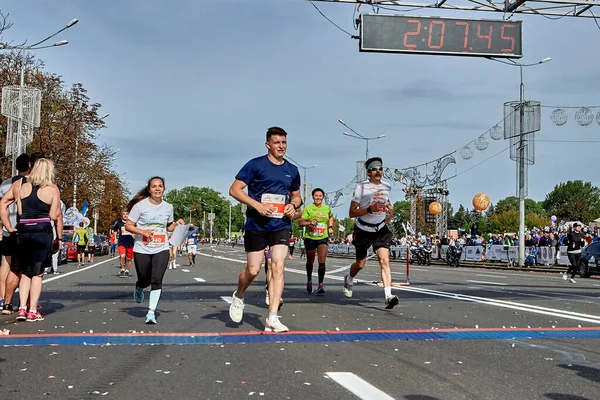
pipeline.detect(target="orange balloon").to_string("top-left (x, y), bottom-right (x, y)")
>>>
top-left (472, 193), bottom-right (490, 211)
top-left (428, 201), bottom-right (442, 215)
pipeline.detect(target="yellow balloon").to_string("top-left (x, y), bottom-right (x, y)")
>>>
top-left (428, 201), bottom-right (442, 215)
top-left (472, 193), bottom-right (490, 211)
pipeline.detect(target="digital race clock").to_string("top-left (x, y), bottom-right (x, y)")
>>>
top-left (360, 14), bottom-right (522, 58)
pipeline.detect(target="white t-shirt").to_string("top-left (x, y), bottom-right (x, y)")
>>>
top-left (351, 179), bottom-right (392, 233)
top-left (128, 198), bottom-right (174, 255)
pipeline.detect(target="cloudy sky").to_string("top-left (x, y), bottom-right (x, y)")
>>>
top-left (4, 0), bottom-right (600, 217)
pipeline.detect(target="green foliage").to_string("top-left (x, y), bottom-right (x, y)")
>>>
top-left (390, 201), bottom-right (410, 236)
top-left (543, 180), bottom-right (600, 223)
top-left (164, 186), bottom-right (244, 238)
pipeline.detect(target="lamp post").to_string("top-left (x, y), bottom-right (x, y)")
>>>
top-left (285, 154), bottom-right (317, 207)
top-left (228, 202), bottom-right (232, 241)
top-left (489, 56), bottom-right (552, 266)
top-left (338, 119), bottom-right (386, 161)
top-left (73, 112), bottom-right (109, 208)
top-left (6, 18), bottom-right (79, 174)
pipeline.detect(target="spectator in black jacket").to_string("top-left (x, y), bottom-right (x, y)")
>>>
top-left (563, 223), bottom-right (586, 283)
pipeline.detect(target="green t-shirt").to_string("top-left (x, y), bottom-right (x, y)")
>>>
top-left (302, 203), bottom-right (333, 240)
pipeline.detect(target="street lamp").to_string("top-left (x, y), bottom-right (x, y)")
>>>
top-left (489, 56), bottom-right (552, 267)
top-left (338, 119), bottom-right (386, 161)
top-left (4, 18), bottom-right (79, 174)
top-left (285, 154), bottom-right (317, 207)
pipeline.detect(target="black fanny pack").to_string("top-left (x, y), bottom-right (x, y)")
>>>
top-left (357, 218), bottom-right (385, 231)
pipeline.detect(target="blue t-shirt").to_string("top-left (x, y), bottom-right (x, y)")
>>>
top-left (235, 155), bottom-right (301, 232)
top-left (114, 220), bottom-right (134, 248)
top-left (187, 229), bottom-right (199, 246)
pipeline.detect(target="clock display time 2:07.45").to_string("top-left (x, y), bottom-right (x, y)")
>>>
top-left (360, 14), bottom-right (523, 58)
top-left (404, 18), bottom-right (519, 55)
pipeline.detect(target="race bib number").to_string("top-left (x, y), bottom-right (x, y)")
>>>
top-left (142, 228), bottom-right (167, 247)
top-left (187, 238), bottom-right (195, 245)
top-left (261, 193), bottom-right (285, 218)
top-left (309, 222), bottom-right (326, 236)
top-left (121, 226), bottom-right (132, 236)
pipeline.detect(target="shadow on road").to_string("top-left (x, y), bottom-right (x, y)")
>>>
top-left (558, 363), bottom-right (600, 384)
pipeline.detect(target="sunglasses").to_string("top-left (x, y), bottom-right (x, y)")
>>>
top-left (368, 167), bottom-right (383, 172)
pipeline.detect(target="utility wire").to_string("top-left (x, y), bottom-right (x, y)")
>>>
top-left (309, 1), bottom-right (357, 38)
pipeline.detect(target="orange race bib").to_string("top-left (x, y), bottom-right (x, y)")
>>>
top-left (261, 194), bottom-right (285, 218)
top-left (142, 229), bottom-right (167, 247)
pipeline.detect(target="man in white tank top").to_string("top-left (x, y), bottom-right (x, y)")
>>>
top-left (343, 157), bottom-right (399, 309)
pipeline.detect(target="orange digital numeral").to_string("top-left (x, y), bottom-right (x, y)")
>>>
top-left (455, 21), bottom-right (469, 49)
top-left (403, 19), bottom-right (421, 50)
top-left (427, 21), bottom-right (445, 49)
top-left (477, 24), bottom-right (492, 50)
top-left (500, 24), bottom-right (515, 53)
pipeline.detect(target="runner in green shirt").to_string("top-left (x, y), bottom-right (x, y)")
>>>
top-left (299, 188), bottom-right (334, 295)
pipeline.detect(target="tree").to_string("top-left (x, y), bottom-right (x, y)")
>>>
top-left (448, 205), bottom-right (469, 230)
top-left (164, 186), bottom-right (244, 238)
top-left (390, 200), bottom-right (410, 236)
top-left (495, 196), bottom-right (546, 216)
top-left (543, 181), bottom-right (600, 223)
top-left (0, 51), bottom-right (127, 234)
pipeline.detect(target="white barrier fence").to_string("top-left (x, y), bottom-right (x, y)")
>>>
top-left (328, 244), bottom-right (571, 266)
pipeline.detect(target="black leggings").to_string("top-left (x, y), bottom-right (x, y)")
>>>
top-left (134, 250), bottom-right (170, 291)
top-left (567, 253), bottom-right (581, 278)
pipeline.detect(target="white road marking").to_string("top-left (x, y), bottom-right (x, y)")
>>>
top-left (475, 274), bottom-right (507, 279)
top-left (182, 269), bottom-right (190, 273)
top-left (327, 265), bottom-right (351, 274)
top-left (466, 280), bottom-right (508, 286)
top-left (44, 258), bottom-right (115, 284)
top-left (326, 372), bottom-right (395, 400)
top-left (194, 278), bottom-right (206, 282)
top-left (199, 252), bottom-right (600, 324)
top-left (221, 296), bottom-right (233, 304)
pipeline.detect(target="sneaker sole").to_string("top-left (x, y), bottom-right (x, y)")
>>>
top-left (16, 316), bottom-right (27, 321)
top-left (385, 297), bottom-right (400, 310)
top-left (264, 326), bottom-right (289, 333)
top-left (343, 290), bottom-right (352, 298)
top-left (26, 318), bottom-right (44, 322)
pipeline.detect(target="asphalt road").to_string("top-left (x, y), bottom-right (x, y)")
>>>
top-left (1, 245), bottom-right (599, 400)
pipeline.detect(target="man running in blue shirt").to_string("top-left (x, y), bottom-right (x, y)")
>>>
top-left (228, 127), bottom-right (302, 332)
top-left (187, 227), bottom-right (199, 267)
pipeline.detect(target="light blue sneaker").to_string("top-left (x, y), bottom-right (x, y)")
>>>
top-left (0, 299), bottom-right (4, 308)
top-left (134, 287), bottom-right (144, 303)
top-left (145, 311), bottom-right (157, 324)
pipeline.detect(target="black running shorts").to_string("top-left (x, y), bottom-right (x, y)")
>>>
top-left (352, 225), bottom-right (393, 260)
top-left (304, 238), bottom-right (329, 251)
top-left (2, 233), bottom-right (18, 257)
top-left (244, 230), bottom-right (290, 252)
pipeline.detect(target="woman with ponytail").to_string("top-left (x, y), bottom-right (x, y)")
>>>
top-left (125, 177), bottom-right (184, 324)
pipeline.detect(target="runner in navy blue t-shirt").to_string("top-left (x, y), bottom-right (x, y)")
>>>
top-left (228, 126), bottom-right (302, 332)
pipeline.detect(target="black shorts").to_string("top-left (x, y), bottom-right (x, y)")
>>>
top-left (77, 245), bottom-right (86, 255)
top-left (2, 233), bottom-right (18, 257)
top-left (86, 245), bottom-right (96, 255)
top-left (304, 238), bottom-right (329, 251)
top-left (352, 225), bottom-right (393, 260)
top-left (16, 222), bottom-right (53, 278)
top-left (244, 230), bottom-right (290, 252)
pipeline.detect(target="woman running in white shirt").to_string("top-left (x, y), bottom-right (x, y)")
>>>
top-left (125, 177), bottom-right (184, 324)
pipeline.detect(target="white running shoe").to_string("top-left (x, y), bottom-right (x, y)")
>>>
top-left (343, 275), bottom-right (353, 298)
top-left (568, 278), bottom-right (577, 284)
top-left (229, 291), bottom-right (245, 323)
top-left (168, 262), bottom-right (173, 270)
top-left (562, 273), bottom-right (568, 281)
top-left (265, 315), bottom-right (289, 332)
top-left (265, 287), bottom-right (270, 306)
